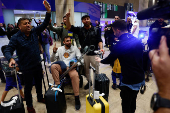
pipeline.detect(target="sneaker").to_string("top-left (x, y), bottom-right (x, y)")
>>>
top-left (112, 84), bottom-right (117, 90)
top-left (75, 99), bottom-right (81, 110)
top-left (84, 81), bottom-right (92, 90)
top-left (48, 63), bottom-right (51, 67)
top-left (37, 98), bottom-right (45, 104)
top-left (1, 79), bottom-right (6, 83)
top-left (145, 77), bottom-right (149, 82)
top-left (27, 106), bottom-right (36, 113)
top-left (45, 62), bottom-right (48, 66)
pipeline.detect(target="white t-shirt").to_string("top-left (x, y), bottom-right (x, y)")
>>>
top-left (131, 23), bottom-right (139, 38)
top-left (51, 46), bottom-right (81, 67)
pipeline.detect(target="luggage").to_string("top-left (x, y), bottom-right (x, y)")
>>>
top-left (44, 85), bottom-right (67, 113)
top-left (0, 64), bottom-right (25, 113)
top-left (42, 59), bottom-right (67, 113)
top-left (86, 66), bottom-right (109, 113)
top-left (95, 73), bottom-right (110, 101)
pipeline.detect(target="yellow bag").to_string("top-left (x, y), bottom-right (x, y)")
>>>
top-left (113, 58), bottom-right (121, 73)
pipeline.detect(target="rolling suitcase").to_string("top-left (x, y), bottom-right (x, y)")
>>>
top-left (95, 73), bottom-right (110, 101)
top-left (42, 59), bottom-right (67, 113)
top-left (0, 64), bottom-right (25, 113)
top-left (44, 85), bottom-right (67, 113)
top-left (86, 66), bottom-right (109, 113)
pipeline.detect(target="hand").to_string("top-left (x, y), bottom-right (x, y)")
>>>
top-left (95, 56), bottom-right (102, 63)
top-left (9, 58), bottom-right (16, 68)
top-left (53, 43), bottom-right (58, 53)
top-left (65, 9), bottom-right (71, 18)
top-left (43, 0), bottom-right (51, 12)
top-left (149, 36), bottom-right (170, 100)
top-left (49, 19), bottom-right (52, 24)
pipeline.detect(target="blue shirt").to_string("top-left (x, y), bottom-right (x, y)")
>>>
top-left (121, 80), bottom-right (145, 91)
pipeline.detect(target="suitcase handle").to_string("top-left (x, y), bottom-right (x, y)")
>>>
top-left (12, 64), bottom-right (22, 104)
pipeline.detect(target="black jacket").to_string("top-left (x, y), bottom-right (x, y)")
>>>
top-left (0, 27), bottom-right (7, 36)
top-left (69, 25), bottom-right (102, 55)
top-left (101, 33), bottom-right (144, 85)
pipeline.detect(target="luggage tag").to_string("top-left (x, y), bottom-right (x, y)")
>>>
top-left (91, 91), bottom-right (105, 100)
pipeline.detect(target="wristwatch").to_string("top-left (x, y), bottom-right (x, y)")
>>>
top-left (151, 93), bottom-right (170, 111)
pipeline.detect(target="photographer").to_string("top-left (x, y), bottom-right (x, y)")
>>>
top-left (149, 36), bottom-right (170, 113)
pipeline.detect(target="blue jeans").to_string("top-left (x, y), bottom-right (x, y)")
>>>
top-left (42, 43), bottom-right (51, 64)
top-left (111, 71), bottom-right (122, 85)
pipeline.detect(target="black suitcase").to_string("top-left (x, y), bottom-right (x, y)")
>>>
top-left (95, 73), bottom-right (110, 101)
top-left (45, 85), bottom-right (67, 113)
top-left (41, 59), bottom-right (67, 113)
top-left (0, 64), bottom-right (25, 113)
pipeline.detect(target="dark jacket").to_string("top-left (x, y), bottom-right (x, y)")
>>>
top-left (0, 27), bottom-right (7, 36)
top-left (4, 12), bottom-right (51, 71)
top-left (69, 25), bottom-right (102, 55)
top-left (101, 33), bottom-right (144, 85)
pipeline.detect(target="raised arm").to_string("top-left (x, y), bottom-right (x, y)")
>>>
top-left (49, 19), bottom-right (62, 34)
top-left (34, 0), bottom-right (51, 34)
top-left (65, 9), bottom-right (71, 30)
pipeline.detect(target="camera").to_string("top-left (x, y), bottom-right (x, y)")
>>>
top-left (137, 0), bottom-right (170, 52)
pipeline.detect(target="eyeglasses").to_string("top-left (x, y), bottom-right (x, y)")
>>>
top-left (115, 18), bottom-right (119, 19)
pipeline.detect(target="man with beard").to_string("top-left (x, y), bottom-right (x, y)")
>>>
top-left (95, 20), bottom-right (145, 113)
top-left (49, 16), bottom-right (80, 49)
top-left (65, 10), bottom-right (104, 90)
top-left (50, 36), bottom-right (81, 110)
top-left (127, 17), bottom-right (133, 33)
top-left (3, 1), bottom-right (51, 113)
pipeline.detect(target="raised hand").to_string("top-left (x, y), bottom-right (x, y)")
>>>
top-left (66, 9), bottom-right (71, 18)
top-left (43, 0), bottom-right (51, 12)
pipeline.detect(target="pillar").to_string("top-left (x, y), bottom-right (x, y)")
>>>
top-left (55, 0), bottom-right (74, 26)
top-left (138, 0), bottom-right (149, 27)
top-left (2, 9), bottom-right (15, 26)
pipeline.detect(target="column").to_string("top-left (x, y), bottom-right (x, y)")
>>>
top-left (2, 9), bottom-right (15, 25)
top-left (138, 0), bottom-right (149, 27)
top-left (55, 0), bottom-right (74, 26)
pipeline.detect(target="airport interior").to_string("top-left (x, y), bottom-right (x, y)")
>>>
top-left (0, 0), bottom-right (170, 113)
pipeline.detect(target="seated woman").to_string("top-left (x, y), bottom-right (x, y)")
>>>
top-left (50, 36), bottom-right (81, 110)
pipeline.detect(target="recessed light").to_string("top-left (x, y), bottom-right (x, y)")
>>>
top-left (21, 11), bottom-right (23, 12)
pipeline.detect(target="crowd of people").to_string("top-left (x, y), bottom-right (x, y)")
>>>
top-left (0, 1), bottom-right (169, 113)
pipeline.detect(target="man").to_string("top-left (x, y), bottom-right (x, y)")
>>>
top-left (49, 16), bottom-right (80, 48)
top-left (114, 16), bottom-right (120, 21)
top-left (50, 36), bottom-right (81, 110)
top-left (3, 2), bottom-right (51, 113)
top-left (65, 10), bottom-right (104, 90)
top-left (96, 20), bottom-right (145, 113)
top-left (52, 23), bottom-right (58, 41)
top-left (104, 21), bottom-right (109, 47)
top-left (95, 20), bottom-right (101, 41)
top-left (127, 17), bottom-right (133, 33)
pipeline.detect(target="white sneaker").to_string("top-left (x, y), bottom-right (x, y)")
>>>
top-left (45, 62), bottom-right (48, 65)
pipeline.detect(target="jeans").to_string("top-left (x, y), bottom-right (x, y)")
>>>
top-left (42, 43), bottom-right (51, 64)
top-left (120, 86), bottom-right (139, 113)
top-left (111, 71), bottom-right (122, 85)
top-left (22, 64), bottom-right (43, 107)
top-left (53, 33), bottom-right (58, 41)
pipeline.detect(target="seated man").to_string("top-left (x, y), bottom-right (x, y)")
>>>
top-left (50, 36), bottom-right (81, 110)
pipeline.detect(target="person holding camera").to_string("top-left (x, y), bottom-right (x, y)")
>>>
top-left (96, 20), bottom-right (145, 113)
top-left (149, 36), bottom-right (170, 113)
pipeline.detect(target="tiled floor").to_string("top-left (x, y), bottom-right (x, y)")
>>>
top-left (0, 36), bottom-right (157, 113)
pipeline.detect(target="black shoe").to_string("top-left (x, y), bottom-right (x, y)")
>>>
top-left (112, 84), bottom-right (117, 90)
top-left (145, 78), bottom-right (149, 82)
top-left (84, 81), bottom-right (92, 90)
top-left (1, 79), bottom-right (6, 83)
top-left (75, 100), bottom-right (81, 110)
